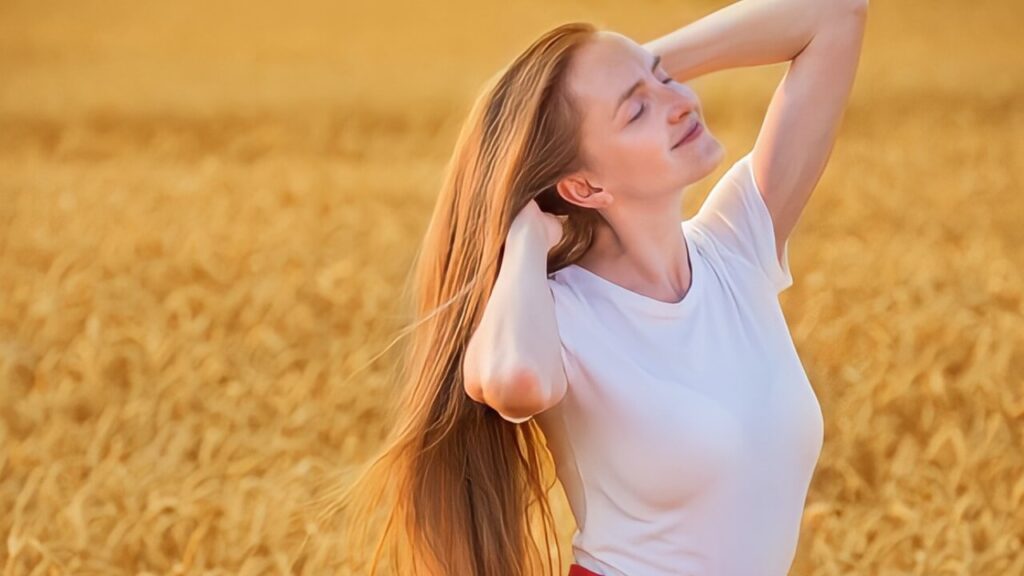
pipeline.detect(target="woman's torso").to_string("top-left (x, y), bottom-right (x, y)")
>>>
top-left (536, 218), bottom-right (824, 576)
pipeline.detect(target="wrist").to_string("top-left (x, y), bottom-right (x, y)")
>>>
top-left (506, 214), bottom-right (550, 258)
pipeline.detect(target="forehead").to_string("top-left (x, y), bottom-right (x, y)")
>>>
top-left (569, 32), bottom-right (652, 115)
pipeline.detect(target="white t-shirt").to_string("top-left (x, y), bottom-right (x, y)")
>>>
top-left (504, 151), bottom-right (825, 576)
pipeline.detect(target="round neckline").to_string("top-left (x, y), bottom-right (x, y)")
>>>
top-left (565, 220), bottom-right (702, 318)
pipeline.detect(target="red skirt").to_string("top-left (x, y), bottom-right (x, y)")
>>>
top-left (568, 563), bottom-right (603, 576)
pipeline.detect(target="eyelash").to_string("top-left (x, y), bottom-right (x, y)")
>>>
top-left (630, 77), bottom-right (675, 123)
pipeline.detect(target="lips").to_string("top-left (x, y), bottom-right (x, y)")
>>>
top-left (673, 121), bottom-right (702, 149)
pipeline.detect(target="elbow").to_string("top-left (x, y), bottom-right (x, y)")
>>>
top-left (483, 366), bottom-right (549, 422)
top-left (810, 0), bottom-right (866, 45)
top-left (832, 0), bottom-right (868, 19)
top-left (461, 333), bottom-right (565, 422)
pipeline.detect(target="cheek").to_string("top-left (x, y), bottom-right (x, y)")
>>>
top-left (593, 130), bottom-right (675, 186)
top-left (616, 133), bottom-right (675, 174)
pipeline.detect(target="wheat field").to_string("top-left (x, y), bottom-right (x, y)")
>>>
top-left (1, 0), bottom-right (1022, 574)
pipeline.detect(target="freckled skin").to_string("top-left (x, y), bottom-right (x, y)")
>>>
top-left (555, 31), bottom-right (726, 304)
top-left (567, 31), bottom-right (726, 202)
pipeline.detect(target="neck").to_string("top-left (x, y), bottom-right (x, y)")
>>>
top-left (578, 196), bottom-right (693, 299)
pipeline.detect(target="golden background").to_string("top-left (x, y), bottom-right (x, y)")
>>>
top-left (1, 0), bottom-right (1022, 573)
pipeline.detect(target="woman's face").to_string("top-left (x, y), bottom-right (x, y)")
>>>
top-left (567, 31), bottom-right (723, 203)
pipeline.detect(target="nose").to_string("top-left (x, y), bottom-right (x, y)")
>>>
top-left (667, 93), bottom-right (698, 124)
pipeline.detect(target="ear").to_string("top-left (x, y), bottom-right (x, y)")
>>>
top-left (555, 172), bottom-right (614, 209)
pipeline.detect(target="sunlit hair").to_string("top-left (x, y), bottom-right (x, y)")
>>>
top-left (318, 21), bottom-right (606, 576)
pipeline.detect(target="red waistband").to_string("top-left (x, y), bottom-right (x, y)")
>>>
top-left (568, 563), bottom-right (603, 576)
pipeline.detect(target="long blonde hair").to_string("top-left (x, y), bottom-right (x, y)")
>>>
top-left (326, 21), bottom-right (605, 576)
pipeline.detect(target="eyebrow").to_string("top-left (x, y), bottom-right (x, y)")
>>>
top-left (613, 54), bottom-right (661, 121)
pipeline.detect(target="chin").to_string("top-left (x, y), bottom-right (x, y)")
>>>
top-left (676, 145), bottom-right (722, 183)
top-left (696, 139), bottom-right (725, 173)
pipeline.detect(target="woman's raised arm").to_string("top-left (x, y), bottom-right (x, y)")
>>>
top-left (462, 202), bottom-right (569, 423)
top-left (645, 0), bottom-right (867, 265)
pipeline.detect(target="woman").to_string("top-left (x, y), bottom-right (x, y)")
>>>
top-left (336, 0), bottom-right (867, 574)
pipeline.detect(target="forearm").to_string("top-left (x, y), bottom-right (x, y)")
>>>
top-left (463, 215), bottom-right (565, 417)
top-left (647, 0), bottom-right (857, 82)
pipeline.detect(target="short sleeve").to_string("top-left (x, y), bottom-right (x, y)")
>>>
top-left (692, 151), bottom-right (793, 294)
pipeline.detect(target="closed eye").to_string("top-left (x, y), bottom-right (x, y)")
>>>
top-left (629, 76), bottom-right (676, 123)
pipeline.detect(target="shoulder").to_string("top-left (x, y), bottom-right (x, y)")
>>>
top-left (546, 267), bottom-right (596, 353)
top-left (547, 267), bottom-right (591, 323)
top-left (688, 152), bottom-right (794, 295)
top-left (547, 266), bottom-right (583, 302)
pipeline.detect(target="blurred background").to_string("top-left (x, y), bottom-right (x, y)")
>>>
top-left (1, 0), bottom-right (1022, 573)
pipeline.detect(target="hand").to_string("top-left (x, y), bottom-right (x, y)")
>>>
top-left (513, 199), bottom-right (569, 252)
